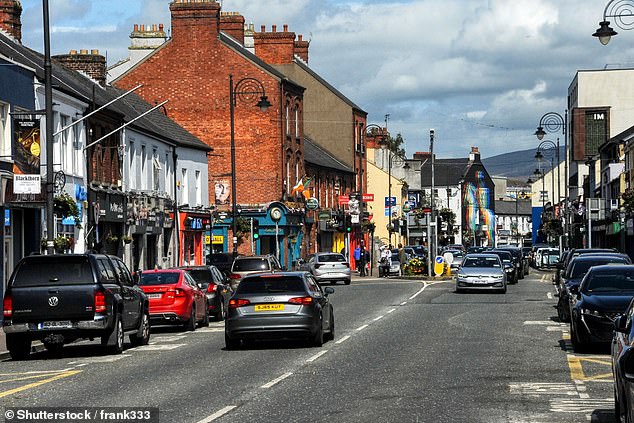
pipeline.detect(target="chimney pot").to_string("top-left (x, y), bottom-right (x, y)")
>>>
top-left (272, 24), bottom-right (277, 32)
top-left (283, 24), bottom-right (288, 32)
top-left (159, 23), bottom-right (164, 31)
top-left (140, 24), bottom-right (145, 32)
top-left (133, 24), bottom-right (138, 32)
top-left (261, 25), bottom-right (265, 32)
top-left (69, 49), bottom-right (77, 55)
top-left (91, 49), bottom-right (99, 55)
top-left (298, 34), bottom-right (303, 41)
top-left (80, 49), bottom-right (88, 55)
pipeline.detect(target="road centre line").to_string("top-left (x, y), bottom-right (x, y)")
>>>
top-left (356, 324), bottom-right (369, 331)
top-left (261, 372), bottom-right (293, 389)
top-left (387, 308), bottom-right (396, 314)
top-left (400, 302), bottom-right (407, 306)
top-left (373, 315), bottom-right (384, 321)
top-left (335, 335), bottom-right (351, 344)
top-left (197, 406), bottom-right (238, 423)
top-left (306, 351), bottom-right (328, 363)
top-left (409, 286), bottom-right (426, 300)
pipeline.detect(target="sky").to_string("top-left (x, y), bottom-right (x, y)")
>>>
top-left (17, 0), bottom-right (634, 159)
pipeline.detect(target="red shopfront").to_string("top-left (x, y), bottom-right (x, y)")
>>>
top-left (178, 211), bottom-right (210, 266)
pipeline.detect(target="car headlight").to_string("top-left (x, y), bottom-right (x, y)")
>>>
top-left (456, 273), bottom-right (467, 280)
top-left (494, 274), bottom-right (504, 280)
top-left (581, 308), bottom-right (602, 317)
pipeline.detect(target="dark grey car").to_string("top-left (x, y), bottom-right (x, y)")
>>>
top-left (225, 272), bottom-right (335, 349)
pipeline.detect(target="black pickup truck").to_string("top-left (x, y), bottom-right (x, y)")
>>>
top-left (3, 254), bottom-right (150, 360)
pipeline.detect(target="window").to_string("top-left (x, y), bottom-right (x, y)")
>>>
top-left (112, 259), bottom-right (133, 287)
top-left (141, 145), bottom-right (147, 190)
top-left (195, 170), bottom-right (202, 206)
top-left (128, 141), bottom-right (135, 189)
top-left (295, 107), bottom-right (300, 138)
top-left (97, 259), bottom-right (116, 283)
top-left (181, 168), bottom-right (188, 205)
top-left (152, 149), bottom-right (161, 191)
top-left (285, 104), bottom-right (290, 136)
top-left (286, 159), bottom-right (291, 195)
top-left (585, 110), bottom-right (607, 157)
top-left (0, 103), bottom-right (9, 157)
top-left (60, 115), bottom-right (69, 172)
top-left (165, 152), bottom-right (170, 196)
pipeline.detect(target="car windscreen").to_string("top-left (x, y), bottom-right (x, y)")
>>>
top-left (412, 246), bottom-right (426, 255)
top-left (11, 257), bottom-right (94, 287)
top-left (184, 269), bottom-right (212, 286)
top-left (233, 258), bottom-right (268, 271)
top-left (139, 272), bottom-right (180, 286)
top-left (570, 259), bottom-right (627, 279)
top-left (583, 269), bottom-right (634, 292)
top-left (462, 257), bottom-right (500, 268)
top-left (492, 252), bottom-right (512, 262)
top-left (317, 254), bottom-right (346, 263)
top-left (236, 276), bottom-right (306, 294)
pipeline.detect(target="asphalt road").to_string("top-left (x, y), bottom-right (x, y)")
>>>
top-left (0, 270), bottom-right (617, 423)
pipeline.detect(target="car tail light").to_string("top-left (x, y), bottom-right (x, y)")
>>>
top-left (343, 262), bottom-right (350, 268)
top-left (94, 291), bottom-right (106, 313)
top-left (229, 299), bottom-right (250, 308)
top-left (314, 264), bottom-right (323, 269)
top-left (3, 293), bottom-right (12, 318)
top-left (288, 296), bottom-right (314, 305)
top-left (174, 289), bottom-right (185, 297)
top-left (207, 283), bottom-right (217, 293)
top-left (229, 273), bottom-right (241, 279)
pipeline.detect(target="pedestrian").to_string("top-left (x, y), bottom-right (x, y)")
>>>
top-left (379, 246), bottom-right (391, 277)
top-left (353, 245), bottom-right (361, 274)
top-left (398, 243), bottom-right (407, 274)
top-left (364, 248), bottom-right (371, 276)
top-left (359, 245), bottom-right (367, 277)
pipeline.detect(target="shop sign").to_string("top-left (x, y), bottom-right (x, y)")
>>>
top-left (306, 197), bottom-right (319, 210)
top-left (13, 174), bottom-right (41, 194)
top-left (318, 211), bottom-right (332, 220)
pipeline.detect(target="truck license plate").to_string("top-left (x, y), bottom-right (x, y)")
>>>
top-left (38, 321), bottom-right (72, 329)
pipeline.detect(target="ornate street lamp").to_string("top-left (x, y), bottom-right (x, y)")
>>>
top-left (535, 140), bottom-right (559, 208)
top-left (593, 0), bottom-right (634, 45)
top-left (229, 75), bottom-right (271, 257)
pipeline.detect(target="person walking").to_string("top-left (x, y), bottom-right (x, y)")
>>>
top-left (353, 245), bottom-right (361, 274)
top-left (359, 245), bottom-right (367, 277)
top-left (398, 243), bottom-right (407, 275)
top-left (379, 246), bottom-right (391, 277)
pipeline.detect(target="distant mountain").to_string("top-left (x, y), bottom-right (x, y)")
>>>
top-left (481, 146), bottom-right (565, 182)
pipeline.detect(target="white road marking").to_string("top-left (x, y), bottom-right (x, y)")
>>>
top-left (260, 372), bottom-right (293, 388)
top-left (153, 335), bottom-right (187, 342)
top-left (409, 286), bottom-right (426, 300)
top-left (197, 406), bottom-right (238, 423)
top-left (134, 344), bottom-right (186, 351)
top-left (387, 308), bottom-right (396, 314)
top-left (400, 302), bottom-right (407, 306)
top-left (373, 315), bottom-right (384, 321)
top-left (76, 363), bottom-right (88, 367)
top-left (192, 327), bottom-right (224, 333)
top-left (509, 382), bottom-right (579, 396)
top-left (356, 324), bottom-right (369, 331)
top-left (547, 292), bottom-right (553, 299)
top-left (306, 351), bottom-right (328, 362)
top-left (549, 398), bottom-right (613, 413)
top-left (335, 335), bottom-right (351, 344)
top-left (523, 321), bottom-right (559, 325)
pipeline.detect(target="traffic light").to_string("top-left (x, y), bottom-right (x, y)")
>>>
top-left (345, 215), bottom-right (352, 233)
top-left (252, 218), bottom-right (260, 240)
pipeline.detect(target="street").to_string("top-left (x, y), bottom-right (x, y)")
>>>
top-left (0, 270), bottom-right (617, 423)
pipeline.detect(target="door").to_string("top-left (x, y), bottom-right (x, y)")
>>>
top-left (112, 258), bottom-right (140, 328)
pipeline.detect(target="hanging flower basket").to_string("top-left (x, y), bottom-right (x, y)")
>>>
top-left (122, 235), bottom-right (133, 244)
top-left (54, 193), bottom-right (82, 229)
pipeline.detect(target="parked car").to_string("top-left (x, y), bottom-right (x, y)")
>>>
top-left (3, 254), bottom-right (150, 360)
top-left (178, 265), bottom-right (232, 321)
top-left (535, 248), bottom-right (560, 270)
top-left (206, 252), bottom-right (235, 276)
top-left (388, 253), bottom-right (402, 277)
top-left (443, 249), bottom-right (464, 273)
top-left (489, 249), bottom-right (518, 284)
top-left (228, 254), bottom-right (283, 290)
top-left (612, 298), bottom-right (634, 423)
top-left (454, 253), bottom-right (506, 294)
top-left (557, 253), bottom-right (631, 322)
top-left (555, 248), bottom-right (619, 294)
top-left (406, 245), bottom-right (427, 260)
top-left (298, 252), bottom-right (351, 285)
top-left (467, 246), bottom-right (487, 254)
top-left (569, 264), bottom-right (634, 352)
top-left (138, 269), bottom-right (209, 331)
top-left (225, 272), bottom-right (335, 349)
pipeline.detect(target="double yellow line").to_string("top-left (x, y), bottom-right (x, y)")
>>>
top-left (0, 369), bottom-right (82, 398)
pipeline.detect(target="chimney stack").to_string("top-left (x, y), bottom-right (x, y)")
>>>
top-left (220, 11), bottom-right (245, 44)
top-left (53, 49), bottom-right (107, 86)
top-left (0, 0), bottom-right (21, 42)
top-left (294, 34), bottom-right (309, 63)
top-left (169, 0), bottom-right (221, 41)
top-left (469, 146), bottom-right (481, 162)
top-left (413, 152), bottom-right (432, 161)
top-left (253, 23), bottom-right (296, 65)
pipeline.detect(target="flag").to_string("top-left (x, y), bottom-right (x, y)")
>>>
top-left (302, 189), bottom-right (311, 200)
top-left (291, 177), bottom-right (305, 196)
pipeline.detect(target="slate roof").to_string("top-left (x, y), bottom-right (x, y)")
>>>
top-left (420, 158), bottom-right (469, 187)
top-left (494, 200), bottom-right (532, 216)
top-left (304, 137), bottom-right (354, 174)
top-left (0, 32), bottom-right (209, 151)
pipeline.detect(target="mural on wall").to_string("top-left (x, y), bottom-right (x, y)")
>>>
top-left (463, 170), bottom-right (495, 244)
top-left (214, 181), bottom-right (230, 205)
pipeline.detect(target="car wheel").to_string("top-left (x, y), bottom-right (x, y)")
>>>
top-left (185, 305), bottom-right (197, 332)
top-left (615, 387), bottom-right (624, 423)
top-left (7, 335), bottom-right (31, 360)
top-left (311, 316), bottom-right (324, 348)
top-left (225, 332), bottom-right (240, 350)
top-left (571, 317), bottom-right (587, 353)
top-left (130, 312), bottom-right (150, 347)
top-left (102, 316), bottom-right (124, 355)
top-left (325, 309), bottom-right (335, 342)
top-left (199, 303), bottom-right (210, 328)
top-left (557, 297), bottom-right (569, 323)
top-left (215, 300), bottom-right (226, 322)
top-left (500, 284), bottom-right (507, 294)
top-left (344, 279), bottom-right (351, 285)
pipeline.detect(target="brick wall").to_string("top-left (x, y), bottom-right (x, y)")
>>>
top-left (54, 50), bottom-right (107, 86)
top-left (0, 0), bottom-right (21, 41)
top-left (254, 25), bottom-right (295, 65)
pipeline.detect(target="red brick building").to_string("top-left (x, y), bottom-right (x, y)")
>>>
top-left (113, 0), bottom-right (306, 267)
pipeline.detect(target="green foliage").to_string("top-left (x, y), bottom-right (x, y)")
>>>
top-left (54, 193), bottom-right (82, 229)
top-left (404, 256), bottom-right (426, 275)
top-left (623, 188), bottom-right (634, 214)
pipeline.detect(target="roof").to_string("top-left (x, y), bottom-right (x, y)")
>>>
top-left (304, 137), bottom-right (354, 174)
top-left (420, 158), bottom-right (469, 186)
top-left (0, 32), bottom-right (209, 151)
top-left (494, 200), bottom-right (532, 215)
top-left (292, 58), bottom-right (366, 113)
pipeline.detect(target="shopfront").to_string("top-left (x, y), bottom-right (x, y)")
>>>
top-left (178, 210), bottom-right (209, 266)
top-left (89, 188), bottom-right (125, 256)
top-left (127, 194), bottom-right (173, 270)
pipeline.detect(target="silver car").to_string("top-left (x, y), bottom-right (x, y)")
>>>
top-left (455, 253), bottom-right (507, 294)
top-left (298, 252), bottom-right (351, 285)
top-left (229, 254), bottom-right (282, 291)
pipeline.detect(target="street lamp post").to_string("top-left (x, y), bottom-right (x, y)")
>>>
top-left (593, 0), bottom-right (634, 45)
top-left (43, 0), bottom-right (54, 255)
top-left (229, 74), bottom-right (271, 257)
top-left (535, 112), bottom-right (567, 247)
top-left (535, 139), bottom-right (560, 211)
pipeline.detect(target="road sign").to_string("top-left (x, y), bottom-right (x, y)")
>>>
top-left (384, 196), bottom-right (396, 207)
top-left (338, 195), bottom-right (349, 205)
top-left (362, 193), bottom-right (374, 201)
top-left (351, 214), bottom-right (359, 224)
top-left (434, 256), bottom-right (445, 276)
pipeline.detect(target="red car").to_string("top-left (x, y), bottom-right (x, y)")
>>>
top-left (138, 269), bottom-right (209, 330)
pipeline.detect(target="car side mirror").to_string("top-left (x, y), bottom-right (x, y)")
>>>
top-left (324, 287), bottom-right (335, 296)
top-left (615, 315), bottom-right (629, 333)
top-left (197, 283), bottom-right (203, 290)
